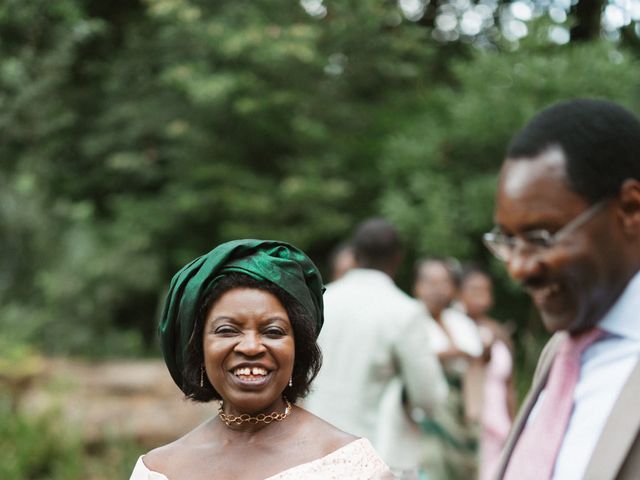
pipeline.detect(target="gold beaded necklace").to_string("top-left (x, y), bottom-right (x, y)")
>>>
top-left (218, 399), bottom-right (293, 427)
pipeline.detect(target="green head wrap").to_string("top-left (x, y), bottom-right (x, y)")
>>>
top-left (159, 239), bottom-right (325, 391)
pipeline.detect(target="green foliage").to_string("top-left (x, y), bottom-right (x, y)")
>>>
top-left (0, 400), bottom-right (83, 480)
top-left (2, 1), bottom-right (640, 357)
top-left (380, 36), bottom-right (640, 261)
top-left (0, 397), bottom-right (142, 479)
top-left (0, 0), bottom-right (444, 354)
top-left (379, 31), bottom-right (640, 291)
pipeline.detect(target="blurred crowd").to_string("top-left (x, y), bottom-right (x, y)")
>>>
top-left (304, 218), bottom-right (515, 480)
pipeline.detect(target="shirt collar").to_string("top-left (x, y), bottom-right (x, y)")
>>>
top-left (599, 270), bottom-right (640, 341)
top-left (342, 268), bottom-right (394, 284)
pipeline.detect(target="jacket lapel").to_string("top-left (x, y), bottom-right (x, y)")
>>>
top-left (584, 358), bottom-right (640, 480)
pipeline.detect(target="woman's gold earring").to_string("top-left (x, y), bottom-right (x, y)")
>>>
top-left (200, 364), bottom-right (205, 388)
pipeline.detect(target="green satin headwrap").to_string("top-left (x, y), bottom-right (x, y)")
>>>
top-left (158, 239), bottom-right (325, 391)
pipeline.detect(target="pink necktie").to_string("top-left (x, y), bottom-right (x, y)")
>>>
top-left (503, 328), bottom-right (604, 480)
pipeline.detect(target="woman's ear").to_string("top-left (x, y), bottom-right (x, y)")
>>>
top-left (617, 179), bottom-right (640, 236)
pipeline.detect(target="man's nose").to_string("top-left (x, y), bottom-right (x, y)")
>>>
top-left (235, 332), bottom-right (266, 356)
top-left (506, 249), bottom-right (543, 283)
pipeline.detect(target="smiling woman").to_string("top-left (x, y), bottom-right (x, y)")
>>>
top-left (183, 272), bottom-right (320, 406)
top-left (129, 239), bottom-right (392, 480)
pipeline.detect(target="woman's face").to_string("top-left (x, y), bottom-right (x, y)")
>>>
top-left (203, 287), bottom-right (295, 415)
top-left (460, 273), bottom-right (493, 319)
top-left (414, 261), bottom-right (456, 317)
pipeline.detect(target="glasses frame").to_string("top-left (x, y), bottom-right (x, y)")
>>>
top-left (483, 200), bottom-right (608, 262)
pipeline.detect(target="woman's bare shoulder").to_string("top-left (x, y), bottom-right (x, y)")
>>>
top-left (294, 407), bottom-right (358, 453)
top-left (142, 442), bottom-right (177, 473)
top-left (142, 419), bottom-right (215, 473)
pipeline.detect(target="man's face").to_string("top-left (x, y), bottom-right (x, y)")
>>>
top-left (495, 148), bottom-right (624, 334)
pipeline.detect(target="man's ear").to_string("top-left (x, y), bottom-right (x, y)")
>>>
top-left (617, 179), bottom-right (640, 236)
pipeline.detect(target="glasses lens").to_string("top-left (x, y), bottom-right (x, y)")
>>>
top-left (482, 232), bottom-right (510, 261)
top-left (522, 230), bottom-right (553, 248)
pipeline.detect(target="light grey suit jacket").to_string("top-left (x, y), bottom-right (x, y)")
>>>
top-left (495, 332), bottom-right (640, 480)
top-left (304, 268), bottom-right (448, 470)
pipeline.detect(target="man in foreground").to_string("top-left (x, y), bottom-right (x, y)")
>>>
top-left (484, 99), bottom-right (640, 479)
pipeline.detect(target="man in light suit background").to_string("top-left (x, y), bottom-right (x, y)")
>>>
top-left (484, 99), bottom-right (640, 479)
top-left (305, 218), bottom-right (448, 473)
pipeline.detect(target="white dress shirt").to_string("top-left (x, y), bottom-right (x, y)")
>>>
top-left (424, 307), bottom-right (483, 375)
top-left (529, 271), bottom-right (640, 480)
top-left (425, 307), bottom-right (483, 356)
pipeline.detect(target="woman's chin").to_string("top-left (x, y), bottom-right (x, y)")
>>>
top-left (222, 386), bottom-right (287, 415)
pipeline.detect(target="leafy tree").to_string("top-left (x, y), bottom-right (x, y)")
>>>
top-left (1, 0), bottom-right (445, 354)
top-left (381, 33), bottom-right (640, 262)
top-left (2, 0), bottom-right (640, 358)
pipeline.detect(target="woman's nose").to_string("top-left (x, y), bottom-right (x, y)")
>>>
top-left (235, 332), bottom-right (266, 355)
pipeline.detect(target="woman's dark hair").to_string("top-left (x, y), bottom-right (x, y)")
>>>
top-left (182, 272), bottom-right (322, 403)
top-left (459, 262), bottom-right (491, 287)
top-left (414, 256), bottom-right (462, 288)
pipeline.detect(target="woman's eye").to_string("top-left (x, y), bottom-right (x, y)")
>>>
top-left (264, 328), bottom-right (286, 337)
top-left (214, 326), bottom-right (238, 335)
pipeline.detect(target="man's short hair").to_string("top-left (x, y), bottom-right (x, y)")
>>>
top-left (507, 98), bottom-right (640, 203)
top-left (352, 218), bottom-right (401, 270)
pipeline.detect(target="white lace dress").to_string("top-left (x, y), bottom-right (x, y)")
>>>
top-left (129, 438), bottom-right (391, 480)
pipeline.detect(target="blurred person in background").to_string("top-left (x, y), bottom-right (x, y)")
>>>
top-left (413, 257), bottom-right (483, 480)
top-left (130, 239), bottom-right (392, 479)
top-left (458, 265), bottom-right (515, 480)
top-left (327, 241), bottom-right (357, 282)
top-left (305, 218), bottom-right (448, 475)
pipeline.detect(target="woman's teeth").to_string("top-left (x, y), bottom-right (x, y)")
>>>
top-left (234, 367), bottom-right (268, 377)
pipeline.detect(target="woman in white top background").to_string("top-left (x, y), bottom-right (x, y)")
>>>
top-left (413, 257), bottom-right (483, 480)
top-left (458, 265), bottom-right (515, 480)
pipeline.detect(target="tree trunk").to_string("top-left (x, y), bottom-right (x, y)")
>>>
top-left (570, 0), bottom-right (606, 42)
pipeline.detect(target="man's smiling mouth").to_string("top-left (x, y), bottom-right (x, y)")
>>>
top-left (527, 283), bottom-right (561, 308)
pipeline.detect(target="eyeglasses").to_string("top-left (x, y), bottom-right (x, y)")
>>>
top-left (483, 200), bottom-right (608, 262)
